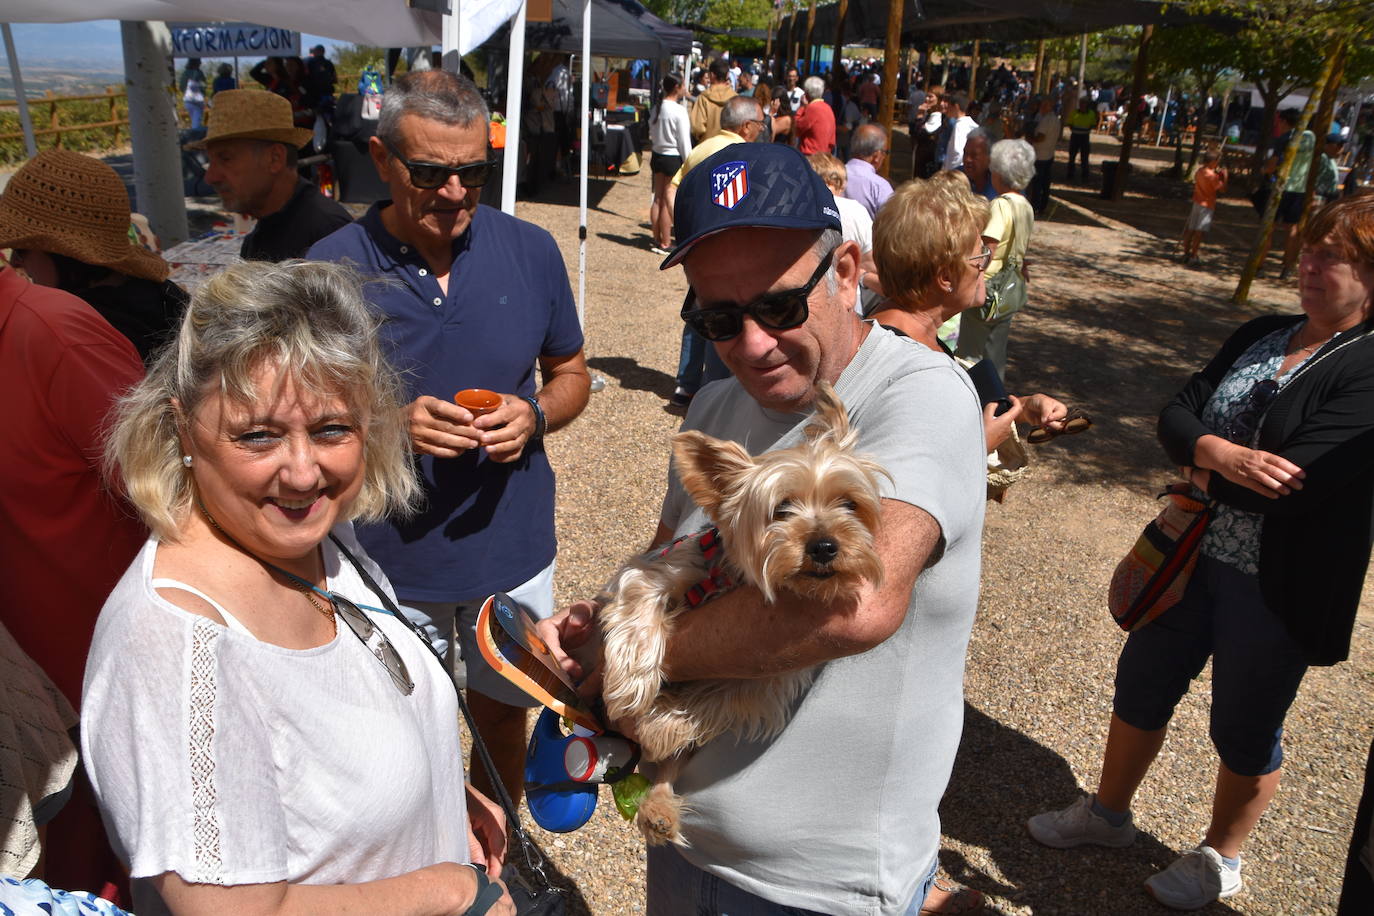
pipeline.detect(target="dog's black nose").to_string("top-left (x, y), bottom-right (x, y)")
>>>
top-left (807, 537), bottom-right (839, 565)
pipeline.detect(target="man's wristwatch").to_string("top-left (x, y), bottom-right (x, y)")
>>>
top-left (523, 396), bottom-right (547, 441)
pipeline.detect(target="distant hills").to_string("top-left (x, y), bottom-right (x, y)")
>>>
top-left (1, 20), bottom-right (343, 99)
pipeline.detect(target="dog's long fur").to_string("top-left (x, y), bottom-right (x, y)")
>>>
top-left (597, 383), bottom-right (887, 845)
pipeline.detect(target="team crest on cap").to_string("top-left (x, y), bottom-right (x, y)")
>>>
top-left (711, 160), bottom-right (750, 209)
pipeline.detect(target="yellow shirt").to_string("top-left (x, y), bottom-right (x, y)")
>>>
top-left (672, 131), bottom-right (746, 187)
top-left (984, 192), bottom-right (1034, 278)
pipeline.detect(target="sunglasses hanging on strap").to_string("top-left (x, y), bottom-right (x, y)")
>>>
top-left (330, 535), bottom-right (568, 916)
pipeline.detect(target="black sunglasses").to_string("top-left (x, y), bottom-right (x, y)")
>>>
top-left (1223, 378), bottom-right (1279, 444)
top-left (331, 592), bottom-right (415, 695)
top-left (681, 249), bottom-right (836, 342)
top-left (383, 138), bottom-right (497, 190)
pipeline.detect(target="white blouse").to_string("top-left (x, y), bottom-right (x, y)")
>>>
top-left (82, 524), bottom-right (468, 914)
top-left (651, 97), bottom-right (692, 159)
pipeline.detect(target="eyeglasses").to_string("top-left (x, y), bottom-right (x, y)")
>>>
top-left (1223, 378), bottom-right (1279, 444)
top-left (331, 592), bottom-right (415, 695)
top-left (968, 244), bottom-right (993, 273)
top-left (383, 139), bottom-right (497, 190)
top-left (681, 248), bottom-right (835, 342)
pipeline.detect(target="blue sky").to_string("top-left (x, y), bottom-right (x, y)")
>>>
top-left (8, 21), bottom-right (347, 69)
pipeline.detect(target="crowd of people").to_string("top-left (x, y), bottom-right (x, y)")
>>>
top-left (2, 52), bottom-right (1373, 916)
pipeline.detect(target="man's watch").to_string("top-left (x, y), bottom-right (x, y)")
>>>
top-left (523, 395), bottom-right (547, 441)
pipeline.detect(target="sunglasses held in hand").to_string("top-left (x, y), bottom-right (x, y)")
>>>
top-left (1027, 409), bottom-right (1093, 445)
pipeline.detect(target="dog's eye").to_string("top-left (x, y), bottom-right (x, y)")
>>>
top-left (772, 500), bottom-right (793, 520)
top-left (841, 499), bottom-right (858, 513)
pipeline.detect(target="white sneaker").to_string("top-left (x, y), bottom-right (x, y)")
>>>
top-left (1145, 845), bottom-right (1242, 910)
top-left (1027, 794), bottom-right (1138, 849)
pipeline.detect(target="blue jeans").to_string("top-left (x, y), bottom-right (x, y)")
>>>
top-left (646, 844), bottom-right (938, 915)
top-left (674, 325), bottom-right (731, 395)
top-left (1114, 555), bottom-right (1309, 776)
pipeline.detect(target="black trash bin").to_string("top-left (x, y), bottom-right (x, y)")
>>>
top-left (1100, 159), bottom-right (1132, 198)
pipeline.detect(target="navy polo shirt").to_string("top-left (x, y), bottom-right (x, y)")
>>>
top-left (308, 203), bottom-right (583, 602)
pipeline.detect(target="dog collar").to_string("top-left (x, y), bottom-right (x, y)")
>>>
top-left (659, 526), bottom-right (737, 608)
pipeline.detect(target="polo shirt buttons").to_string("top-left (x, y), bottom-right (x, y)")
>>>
top-left (400, 245), bottom-right (409, 253)
top-left (432, 297), bottom-right (443, 306)
top-left (419, 268), bottom-right (428, 276)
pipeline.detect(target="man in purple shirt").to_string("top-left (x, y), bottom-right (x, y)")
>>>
top-left (843, 123), bottom-right (894, 219)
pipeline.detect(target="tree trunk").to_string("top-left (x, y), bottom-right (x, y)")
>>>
top-left (803, 0), bottom-right (819, 76)
top-left (877, 0), bottom-right (903, 178)
top-left (1281, 39), bottom-right (1347, 277)
top-left (831, 0), bottom-right (849, 79)
top-left (1186, 78), bottom-right (1220, 178)
top-left (969, 39), bottom-right (981, 98)
top-left (1233, 45), bottom-right (1341, 303)
top-left (1111, 24), bottom-right (1153, 200)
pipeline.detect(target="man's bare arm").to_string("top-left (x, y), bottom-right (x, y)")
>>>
top-left (663, 498), bottom-right (939, 681)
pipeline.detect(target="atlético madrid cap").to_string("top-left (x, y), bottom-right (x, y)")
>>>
top-left (661, 142), bottom-right (842, 270)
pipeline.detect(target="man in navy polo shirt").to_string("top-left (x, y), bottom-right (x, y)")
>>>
top-left (308, 69), bottom-right (590, 803)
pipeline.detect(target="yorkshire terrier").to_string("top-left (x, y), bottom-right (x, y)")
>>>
top-left (596, 382), bottom-right (887, 846)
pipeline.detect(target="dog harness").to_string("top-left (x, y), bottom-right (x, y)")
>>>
top-left (658, 526), bottom-right (737, 608)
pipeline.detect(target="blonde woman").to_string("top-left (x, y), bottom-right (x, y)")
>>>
top-left (86, 261), bottom-right (513, 916)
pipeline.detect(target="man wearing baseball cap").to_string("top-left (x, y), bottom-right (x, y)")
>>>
top-left (542, 143), bottom-right (988, 914)
top-left (190, 89), bottom-right (351, 260)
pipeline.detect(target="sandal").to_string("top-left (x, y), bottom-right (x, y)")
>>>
top-left (1027, 408), bottom-right (1093, 445)
top-left (918, 876), bottom-right (985, 915)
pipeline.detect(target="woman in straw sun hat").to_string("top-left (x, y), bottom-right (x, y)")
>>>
top-left (0, 149), bottom-right (187, 364)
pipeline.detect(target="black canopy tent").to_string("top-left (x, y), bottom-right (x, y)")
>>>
top-left (778, 0), bottom-right (1202, 48)
top-left (489, 0), bottom-right (692, 57)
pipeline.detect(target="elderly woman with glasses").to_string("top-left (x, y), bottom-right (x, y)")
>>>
top-left (954, 138), bottom-right (1038, 380)
top-left (1029, 193), bottom-right (1374, 910)
top-left (869, 172), bottom-right (1071, 456)
top-left (84, 261), bottom-right (514, 915)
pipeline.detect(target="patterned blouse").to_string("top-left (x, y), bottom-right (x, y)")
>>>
top-left (1198, 323), bottom-right (1305, 574)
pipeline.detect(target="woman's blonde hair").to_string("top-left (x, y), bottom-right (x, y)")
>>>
top-left (106, 259), bottom-right (420, 540)
top-left (806, 152), bottom-right (847, 193)
top-left (872, 173), bottom-right (990, 307)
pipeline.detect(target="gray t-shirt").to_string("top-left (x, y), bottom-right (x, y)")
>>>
top-left (659, 324), bottom-right (987, 915)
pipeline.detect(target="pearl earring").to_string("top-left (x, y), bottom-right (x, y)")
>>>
top-left (182, 455), bottom-right (194, 468)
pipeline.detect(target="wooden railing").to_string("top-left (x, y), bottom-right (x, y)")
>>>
top-left (0, 87), bottom-right (130, 147)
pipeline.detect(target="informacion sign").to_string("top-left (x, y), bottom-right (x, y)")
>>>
top-left (168, 22), bottom-right (302, 58)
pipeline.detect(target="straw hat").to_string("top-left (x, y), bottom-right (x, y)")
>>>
top-left (186, 89), bottom-right (313, 149)
top-left (0, 149), bottom-right (169, 284)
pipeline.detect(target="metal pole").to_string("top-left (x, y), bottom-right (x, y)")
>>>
top-left (2, 23), bottom-right (37, 158)
top-left (501, 1), bottom-right (528, 215)
top-left (120, 21), bottom-right (188, 246)
top-left (442, 9), bottom-right (465, 73)
top-left (1078, 33), bottom-right (1087, 88)
top-left (1156, 85), bottom-right (1172, 147)
top-left (578, 0), bottom-right (590, 331)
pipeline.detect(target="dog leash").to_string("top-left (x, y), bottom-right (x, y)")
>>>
top-left (329, 534), bottom-right (563, 906)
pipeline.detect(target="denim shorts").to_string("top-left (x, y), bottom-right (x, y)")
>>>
top-left (646, 844), bottom-right (938, 915)
top-left (1113, 555), bottom-right (1309, 776)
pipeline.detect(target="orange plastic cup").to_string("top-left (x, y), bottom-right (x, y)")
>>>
top-left (454, 388), bottom-right (502, 418)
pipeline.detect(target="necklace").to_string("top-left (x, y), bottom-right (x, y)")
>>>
top-left (198, 503), bottom-right (336, 633)
top-left (1294, 323), bottom-right (1338, 355)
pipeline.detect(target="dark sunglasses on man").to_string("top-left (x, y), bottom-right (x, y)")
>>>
top-left (383, 138), bottom-right (498, 190)
top-left (680, 248), bottom-right (836, 342)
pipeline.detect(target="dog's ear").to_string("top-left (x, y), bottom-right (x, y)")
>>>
top-left (803, 381), bottom-right (857, 449)
top-left (672, 430), bottom-right (754, 515)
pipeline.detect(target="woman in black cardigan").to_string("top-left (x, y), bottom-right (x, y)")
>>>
top-left (1029, 192), bottom-right (1374, 910)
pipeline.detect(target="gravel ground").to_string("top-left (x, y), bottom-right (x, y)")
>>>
top-left (503, 145), bottom-right (1373, 916)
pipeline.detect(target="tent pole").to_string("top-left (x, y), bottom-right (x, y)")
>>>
top-left (502, 1), bottom-right (529, 216)
top-left (578, 0), bottom-right (590, 333)
top-left (442, 5), bottom-right (466, 72)
top-left (1077, 33), bottom-right (1087, 88)
top-left (1156, 85), bottom-right (1171, 147)
top-left (120, 20), bottom-right (188, 246)
top-left (2, 23), bottom-right (37, 158)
